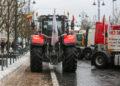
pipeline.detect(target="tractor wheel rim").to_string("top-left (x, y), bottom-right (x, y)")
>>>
top-left (95, 56), bottom-right (104, 66)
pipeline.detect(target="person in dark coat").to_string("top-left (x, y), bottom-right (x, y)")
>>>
top-left (6, 40), bottom-right (11, 52)
top-left (11, 41), bottom-right (15, 51)
top-left (0, 40), bottom-right (6, 53)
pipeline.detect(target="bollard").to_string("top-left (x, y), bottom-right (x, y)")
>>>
top-left (9, 52), bottom-right (12, 65)
top-left (12, 53), bottom-right (15, 63)
top-left (15, 52), bottom-right (17, 61)
top-left (1, 53), bottom-right (4, 71)
top-left (6, 53), bottom-right (8, 67)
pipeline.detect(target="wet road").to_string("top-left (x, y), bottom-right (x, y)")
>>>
top-left (55, 60), bottom-right (120, 86)
top-left (1, 54), bottom-right (120, 86)
top-left (0, 59), bottom-right (52, 86)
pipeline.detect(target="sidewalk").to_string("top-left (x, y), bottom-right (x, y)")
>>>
top-left (0, 52), bottom-right (29, 80)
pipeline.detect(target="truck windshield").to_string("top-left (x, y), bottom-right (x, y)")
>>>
top-left (42, 20), bottom-right (62, 36)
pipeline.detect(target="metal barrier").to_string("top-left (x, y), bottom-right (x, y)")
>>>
top-left (0, 46), bottom-right (29, 71)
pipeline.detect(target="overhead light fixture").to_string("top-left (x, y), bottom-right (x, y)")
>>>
top-left (93, 2), bottom-right (96, 5)
top-left (102, 1), bottom-right (105, 6)
top-left (33, 1), bottom-right (36, 4)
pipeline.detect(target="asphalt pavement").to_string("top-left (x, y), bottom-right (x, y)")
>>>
top-left (1, 53), bottom-right (120, 86)
top-left (54, 60), bottom-right (120, 86)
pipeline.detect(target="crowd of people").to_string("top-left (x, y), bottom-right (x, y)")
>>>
top-left (0, 40), bottom-right (22, 54)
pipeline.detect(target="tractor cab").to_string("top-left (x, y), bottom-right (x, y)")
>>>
top-left (38, 15), bottom-right (68, 36)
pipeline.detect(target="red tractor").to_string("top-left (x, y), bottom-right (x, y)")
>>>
top-left (91, 20), bottom-right (120, 69)
top-left (30, 15), bottom-right (77, 72)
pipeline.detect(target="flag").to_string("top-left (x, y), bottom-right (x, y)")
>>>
top-left (71, 15), bottom-right (75, 29)
top-left (67, 12), bottom-right (69, 17)
top-left (108, 16), bottom-right (112, 39)
top-left (71, 15), bottom-right (75, 25)
top-left (102, 15), bottom-right (106, 44)
top-left (51, 9), bottom-right (58, 46)
top-left (36, 12), bottom-right (38, 17)
top-left (108, 16), bottom-right (112, 50)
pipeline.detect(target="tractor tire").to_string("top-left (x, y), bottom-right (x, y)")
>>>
top-left (30, 46), bottom-right (43, 72)
top-left (92, 52), bottom-right (108, 69)
top-left (83, 48), bottom-right (92, 60)
top-left (63, 47), bottom-right (77, 72)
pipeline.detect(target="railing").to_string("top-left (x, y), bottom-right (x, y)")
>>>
top-left (0, 46), bottom-right (30, 71)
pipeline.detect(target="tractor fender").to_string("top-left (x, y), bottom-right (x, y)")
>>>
top-left (63, 34), bottom-right (77, 46)
top-left (91, 51), bottom-right (112, 65)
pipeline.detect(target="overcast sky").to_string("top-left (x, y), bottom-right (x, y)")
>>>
top-left (30, 0), bottom-right (120, 21)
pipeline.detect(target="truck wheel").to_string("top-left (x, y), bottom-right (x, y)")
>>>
top-left (83, 48), bottom-right (92, 60)
top-left (77, 48), bottom-right (82, 60)
top-left (30, 46), bottom-right (43, 72)
top-left (63, 47), bottom-right (77, 72)
top-left (92, 53), bottom-right (108, 69)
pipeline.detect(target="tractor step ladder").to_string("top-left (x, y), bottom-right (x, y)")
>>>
top-left (114, 54), bottom-right (120, 66)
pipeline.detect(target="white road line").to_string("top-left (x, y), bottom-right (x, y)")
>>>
top-left (49, 64), bottom-right (59, 86)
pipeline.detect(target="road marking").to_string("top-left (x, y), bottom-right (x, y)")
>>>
top-left (49, 64), bottom-right (59, 86)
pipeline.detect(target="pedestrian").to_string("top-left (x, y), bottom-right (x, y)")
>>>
top-left (11, 41), bottom-right (15, 51)
top-left (6, 40), bottom-right (11, 52)
top-left (20, 41), bottom-right (23, 48)
top-left (0, 40), bottom-right (6, 54)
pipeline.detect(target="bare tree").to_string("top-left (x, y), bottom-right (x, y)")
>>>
top-left (0, 0), bottom-right (31, 51)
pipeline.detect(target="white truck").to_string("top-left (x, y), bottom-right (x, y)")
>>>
top-left (91, 23), bottom-right (120, 68)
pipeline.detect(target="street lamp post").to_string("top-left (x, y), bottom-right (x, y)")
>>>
top-left (28, 0), bottom-right (31, 13)
top-left (97, 0), bottom-right (100, 21)
top-left (93, 0), bottom-right (105, 21)
top-left (112, 0), bottom-right (117, 24)
top-left (28, 0), bottom-right (36, 13)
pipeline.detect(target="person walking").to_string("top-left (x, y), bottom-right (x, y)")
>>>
top-left (11, 41), bottom-right (15, 51)
top-left (6, 40), bottom-right (11, 52)
top-left (0, 40), bottom-right (6, 54)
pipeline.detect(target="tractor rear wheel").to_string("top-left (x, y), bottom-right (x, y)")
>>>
top-left (63, 47), bottom-right (77, 72)
top-left (30, 46), bottom-right (43, 72)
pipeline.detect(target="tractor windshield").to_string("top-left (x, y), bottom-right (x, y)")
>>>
top-left (42, 20), bottom-right (63, 36)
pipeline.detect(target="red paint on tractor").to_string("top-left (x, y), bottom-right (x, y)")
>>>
top-left (64, 35), bottom-right (76, 45)
top-left (32, 34), bottom-right (44, 45)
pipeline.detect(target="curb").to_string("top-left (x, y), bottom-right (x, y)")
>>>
top-left (49, 64), bottom-right (59, 86)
